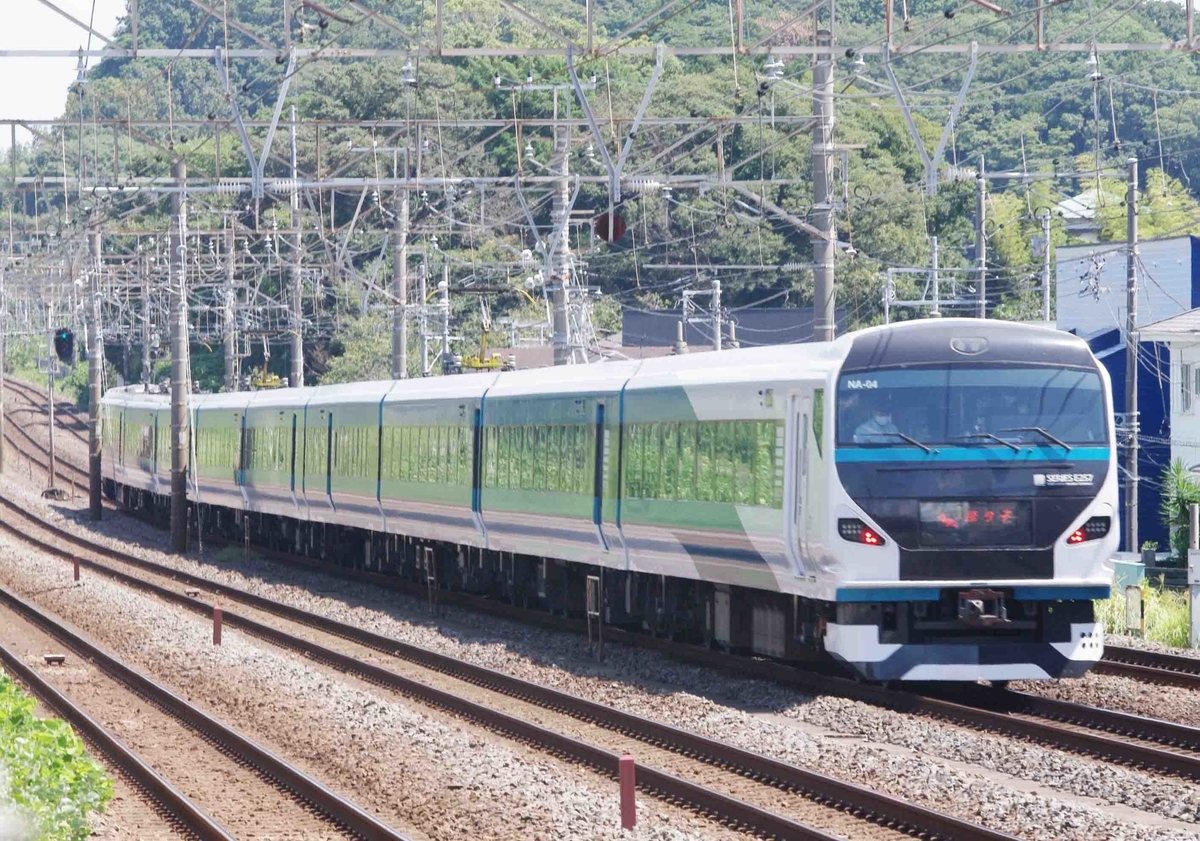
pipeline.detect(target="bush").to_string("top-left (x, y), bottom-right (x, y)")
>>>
top-left (1096, 578), bottom-right (1192, 648)
top-left (0, 671), bottom-right (112, 840)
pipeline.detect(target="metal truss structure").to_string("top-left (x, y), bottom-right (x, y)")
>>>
top-left (1, 0), bottom-right (1195, 384)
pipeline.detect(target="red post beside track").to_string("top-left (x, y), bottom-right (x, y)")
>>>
top-left (73, 557), bottom-right (79, 582)
top-left (212, 606), bottom-right (222, 646)
top-left (619, 753), bottom-right (636, 830)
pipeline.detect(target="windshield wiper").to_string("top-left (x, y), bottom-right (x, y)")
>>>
top-left (1001, 426), bottom-right (1072, 452)
top-left (952, 432), bottom-right (1022, 453)
top-left (870, 431), bottom-right (934, 454)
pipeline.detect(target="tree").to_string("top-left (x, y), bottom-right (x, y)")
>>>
top-left (1159, 458), bottom-right (1200, 563)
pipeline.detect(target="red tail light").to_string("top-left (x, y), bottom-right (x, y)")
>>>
top-left (838, 518), bottom-right (886, 546)
top-left (1067, 516), bottom-right (1110, 545)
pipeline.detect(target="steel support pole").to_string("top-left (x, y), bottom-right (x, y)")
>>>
top-left (140, 252), bottom-right (152, 386)
top-left (1125, 157), bottom-right (1139, 554)
top-left (711, 277), bottom-right (722, 351)
top-left (169, 160), bottom-right (188, 554)
top-left (811, 29), bottom-right (836, 342)
top-left (930, 236), bottom-right (941, 317)
top-left (1041, 210), bottom-right (1052, 323)
top-left (87, 225), bottom-right (102, 520)
top-left (550, 122), bottom-right (570, 365)
top-left (419, 261), bottom-right (429, 375)
top-left (223, 223), bottom-right (238, 392)
top-left (976, 160), bottom-right (987, 319)
top-left (440, 260), bottom-right (451, 368)
top-left (46, 303), bottom-right (56, 491)
top-left (391, 190), bottom-right (409, 379)
top-left (289, 108), bottom-right (303, 388)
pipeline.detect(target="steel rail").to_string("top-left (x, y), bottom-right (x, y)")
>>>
top-left (0, 494), bottom-right (1013, 841)
top-left (29, 475), bottom-right (1200, 787)
top-left (5, 378), bottom-right (90, 439)
top-left (0, 635), bottom-right (235, 841)
top-left (0, 579), bottom-right (409, 841)
top-left (1099, 645), bottom-right (1200, 689)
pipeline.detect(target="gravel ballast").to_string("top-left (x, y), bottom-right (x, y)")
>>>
top-left (8, 478), bottom-right (1200, 840)
top-left (0, 525), bottom-right (750, 841)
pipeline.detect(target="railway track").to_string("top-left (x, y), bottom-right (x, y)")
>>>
top-left (0, 616), bottom-right (234, 840)
top-left (3, 377), bottom-right (90, 439)
top-left (170, 523), bottom-right (1200, 783)
top-left (1098, 645), bottom-right (1200, 689)
top-left (6, 406), bottom-right (1198, 821)
top-left (0, 579), bottom-right (408, 840)
top-left (0, 494), bottom-right (1015, 841)
top-left (1, 377), bottom-right (92, 490)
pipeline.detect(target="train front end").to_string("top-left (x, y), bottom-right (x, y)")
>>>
top-left (823, 320), bottom-right (1116, 682)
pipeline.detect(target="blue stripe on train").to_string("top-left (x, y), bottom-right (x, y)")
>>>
top-left (834, 446), bottom-right (1110, 463)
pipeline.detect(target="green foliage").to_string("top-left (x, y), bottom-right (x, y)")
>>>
top-left (1095, 578), bottom-right (1192, 648)
top-left (0, 672), bottom-right (112, 840)
top-left (15, 0), bottom-right (1200, 362)
top-left (1159, 459), bottom-right (1200, 563)
top-left (321, 312), bottom-right (392, 384)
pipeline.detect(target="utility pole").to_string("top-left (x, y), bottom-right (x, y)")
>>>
top-left (976, 156), bottom-right (987, 318)
top-left (812, 28), bottom-right (836, 342)
top-left (141, 249), bottom-right (152, 386)
top-left (1040, 210), bottom-right (1052, 323)
top-left (440, 260), bottom-right (451, 370)
top-left (223, 222), bottom-right (238, 392)
top-left (289, 107), bottom-right (303, 388)
top-left (930, 236), bottom-right (941, 317)
top-left (711, 277), bottom-right (722, 351)
top-left (1125, 157), bottom-right (1140, 553)
top-left (419, 260), bottom-right (429, 375)
top-left (391, 190), bottom-right (409, 379)
top-left (87, 223), bottom-right (103, 520)
top-left (0, 264), bottom-right (6, 476)
top-left (169, 160), bottom-right (188, 554)
top-left (46, 302), bottom-right (56, 492)
top-left (550, 115), bottom-right (571, 366)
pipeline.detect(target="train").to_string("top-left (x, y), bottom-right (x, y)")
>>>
top-left (101, 318), bottom-right (1117, 682)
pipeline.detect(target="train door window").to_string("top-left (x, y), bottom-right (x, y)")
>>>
top-left (1183, 363), bottom-right (1193, 414)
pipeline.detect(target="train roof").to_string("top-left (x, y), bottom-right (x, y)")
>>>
top-left (103, 319), bottom-right (1100, 411)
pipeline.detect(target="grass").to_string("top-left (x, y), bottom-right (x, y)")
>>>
top-left (1096, 578), bottom-right (1192, 648)
top-left (0, 671), bottom-right (112, 840)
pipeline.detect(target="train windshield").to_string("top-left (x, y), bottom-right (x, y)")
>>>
top-left (836, 366), bottom-right (1107, 447)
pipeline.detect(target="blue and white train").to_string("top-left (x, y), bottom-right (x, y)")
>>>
top-left (101, 318), bottom-right (1117, 682)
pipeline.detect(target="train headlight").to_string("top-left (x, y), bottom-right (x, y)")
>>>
top-left (1067, 516), bottom-right (1111, 544)
top-left (838, 518), bottom-right (886, 546)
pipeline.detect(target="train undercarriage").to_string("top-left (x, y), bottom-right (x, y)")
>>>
top-left (108, 479), bottom-right (1099, 682)
top-left (107, 479), bottom-right (836, 665)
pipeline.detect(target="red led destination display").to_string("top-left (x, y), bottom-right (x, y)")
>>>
top-left (918, 501), bottom-right (1032, 547)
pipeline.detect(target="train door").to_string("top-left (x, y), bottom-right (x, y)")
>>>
top-left (592, 402), bottom-right (609, 551)
top-left (289, 412), bottom-right (299, 507)
top-left (783, 392), bottom-right (812, 577)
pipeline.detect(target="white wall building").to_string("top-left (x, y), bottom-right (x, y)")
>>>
top-left (1140, 309), bottom-right (1200, 474)
top-left (1056, 235), bottom-right (1198, 340)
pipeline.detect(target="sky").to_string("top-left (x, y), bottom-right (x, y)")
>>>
top-left (0, 0), bottom-right (126, 149)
